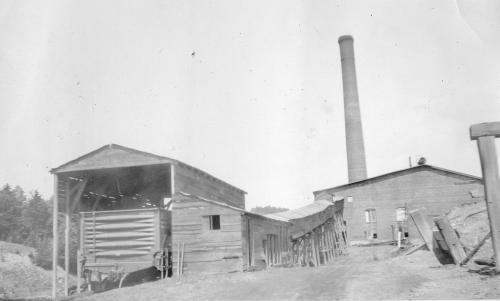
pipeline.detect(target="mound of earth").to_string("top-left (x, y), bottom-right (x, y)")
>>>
top-left (447, 201), bottom-right (493, 261)
top-left (0, 241), bottom-right (74, 300)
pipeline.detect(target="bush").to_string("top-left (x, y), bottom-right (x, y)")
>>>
top-left (34, 239), bottom-right (53, 270)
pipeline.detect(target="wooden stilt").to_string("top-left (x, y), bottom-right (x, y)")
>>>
top-left (76, 250), bottom-right (81, 294)
top-left (52, 175), bottom-right (59, 300)
top-left (64, 181), bottom-right (70, 297)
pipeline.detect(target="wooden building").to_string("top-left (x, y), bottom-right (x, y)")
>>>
top-left (171, 192), bottom-right (348, 275)
top-left (171, 192), bottom-right (290, 275)
top-left (50, 144), bottom-right (246, 298)
top-left (50, 144), bottom-right (348, 298)
top-left (313, 164), bottom-right (484, 242)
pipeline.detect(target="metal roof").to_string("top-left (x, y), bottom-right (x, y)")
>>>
top-left (264, 199), bottom-right (335, 222)
top-left (51, 144), bottom-right (246, 194)
top-left (313, 164), bottom-right (482, 195)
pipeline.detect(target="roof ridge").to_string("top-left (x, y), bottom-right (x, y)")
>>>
top-left (313, 164), bottom-right (482, 194)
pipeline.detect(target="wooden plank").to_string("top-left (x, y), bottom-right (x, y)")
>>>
top-left (461, 232), bottom-right (491, 265)
top-left (404, 243), bottom-right (427, 256)
top-left (76, 250), bottom-right (81, 294)
top-left (64, 180), bottom-right (70, 297)
top-left (476, 136), bottom-right (500, 272)
top-left (470, 122), bottom-right (500, 139)
top-left (409, 208), bottom-right (434, 250)
top-left (434, 216), bottom-right (467, 264)
top-left (176, 241), bottom-right (181, 276)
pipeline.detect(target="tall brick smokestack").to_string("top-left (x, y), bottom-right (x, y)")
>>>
top-left (338, 35), bottom-right (367, 183)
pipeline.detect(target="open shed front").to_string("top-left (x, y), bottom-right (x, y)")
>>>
top-left (50, 145), bottom-right (176, 299)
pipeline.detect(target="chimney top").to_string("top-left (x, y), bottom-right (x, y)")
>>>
top-left (338, 35), bottom-right (354, 43)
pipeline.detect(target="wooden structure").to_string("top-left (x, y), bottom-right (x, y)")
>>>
top-left (171, 192), bottom-right (291, 274)
top-left (170, 193), bottom-right (347, 275)
top-left (50, 144), bottom-right (246, 299)
top-left (265, 198), bottom-right (347, 267)
top-left (50, 144), bottom-right (348, 299)
top-left (314, 165), bottom-right (484, 242)
top-left (79, 208), bottom-right (169, 274)
top-left (470, 122), bottom-right (500, 272)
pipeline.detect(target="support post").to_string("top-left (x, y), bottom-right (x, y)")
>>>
top-left (52, 175), bottom-right (59, 300)
top-left (76, 250), bottom-right (81, 294)
top-left (470, 122), bottom-right (500, 272)
top-left (64, 180), bottom-right (70, 297)
top-left (477, 136), bottom-right (500, 272)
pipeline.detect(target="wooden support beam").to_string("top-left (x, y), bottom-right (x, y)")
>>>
top-left (52, 175), bottom-right (59, 300)
top-left (76, 250), bottom-right (81, 294)
top-left (64, 181), bottom-right (70, 297)
top-left (475, 135), bottom-right (500, 272)
top-left (434, 216), bottom-right (467, 264)
top-left (461, 232), bottom-right (491, 266)
top-left (470, 122), bottom-right (500, 140)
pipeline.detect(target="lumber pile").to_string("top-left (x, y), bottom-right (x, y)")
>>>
top-left (410, 204), bottom-right (493, 267)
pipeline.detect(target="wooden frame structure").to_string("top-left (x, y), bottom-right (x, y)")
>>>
top-left (50, 144), bottom-right (246, 299)
top-left (470, 122), bottom-right (500, 272)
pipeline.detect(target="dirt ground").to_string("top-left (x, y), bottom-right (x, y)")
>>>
top-left (71, 245), bottom-right (500, 301)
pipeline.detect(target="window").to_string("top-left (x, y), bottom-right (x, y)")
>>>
top-left (365, 209), bottom-right (377, 239)
top-left (396, 207), bottom-right (407, 222)
top-left (365, 209), bottom-right (376, 223)
top-left (209, 215), bottom-right (221, 230)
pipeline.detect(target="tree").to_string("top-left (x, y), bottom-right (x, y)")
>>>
top-left (0, 184), bottom-right (23, 241)
top-left (21, 190), bottom-right (52, 245)
top-left (250, 205), bottom-right (289, 215)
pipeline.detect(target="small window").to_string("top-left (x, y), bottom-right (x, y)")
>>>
top-left (396, 207), bottom-right (407, 222)
top-left (365, 209), bottom-right (376, 223)
top-left (209, 215), bottom-right (221, 230)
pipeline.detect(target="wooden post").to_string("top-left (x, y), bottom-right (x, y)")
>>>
top-left (76, 250), bottom-right (81, 294)
top-left (470, 122), bottom-right (500, 272)
top-left (52, 175), bottom-right (59, 300)
top-left (178, 241), bottom-right (181, 276)
top-left (64, 180), bottom-right (70, 297)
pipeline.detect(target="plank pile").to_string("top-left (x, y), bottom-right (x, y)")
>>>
top-left (410, 207), bottom-right (492, 266)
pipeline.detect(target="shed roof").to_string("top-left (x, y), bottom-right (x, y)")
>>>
top-left (174, 192), bottom-right (291, 224)
top-left (264, 199), bottom-right (336, 222)
top-left (51, 144), bottom-right (246, 194)
top-left (313, 164), bottom-right (482, 195)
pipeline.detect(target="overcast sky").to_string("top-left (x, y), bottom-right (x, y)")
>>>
top-left (1, 0), bottom-right (499, 210)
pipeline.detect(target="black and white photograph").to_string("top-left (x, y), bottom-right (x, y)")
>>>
top-left (1, 1), bottom-right (500, 300)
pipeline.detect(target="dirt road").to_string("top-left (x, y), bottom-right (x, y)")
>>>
top-left (74, 246), bottom-right (500, 300)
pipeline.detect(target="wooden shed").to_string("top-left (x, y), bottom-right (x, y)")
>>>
top-left (171, 192), bottom-right (290, 275)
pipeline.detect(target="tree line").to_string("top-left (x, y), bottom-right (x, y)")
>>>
top-left (0, 184), bottom-right (77, 271)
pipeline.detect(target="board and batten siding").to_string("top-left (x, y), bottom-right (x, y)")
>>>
top-left (315, 167), bottom-right (484, 241)
top-left (171, 194), bottom-right (244, 275)
top-left (174, 164), bottom-right (246, 209)
top-left (241, 214), bottom-right (290, 269)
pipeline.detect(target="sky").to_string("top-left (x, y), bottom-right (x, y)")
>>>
top-left (0, 0), bottom-right (499, 210)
